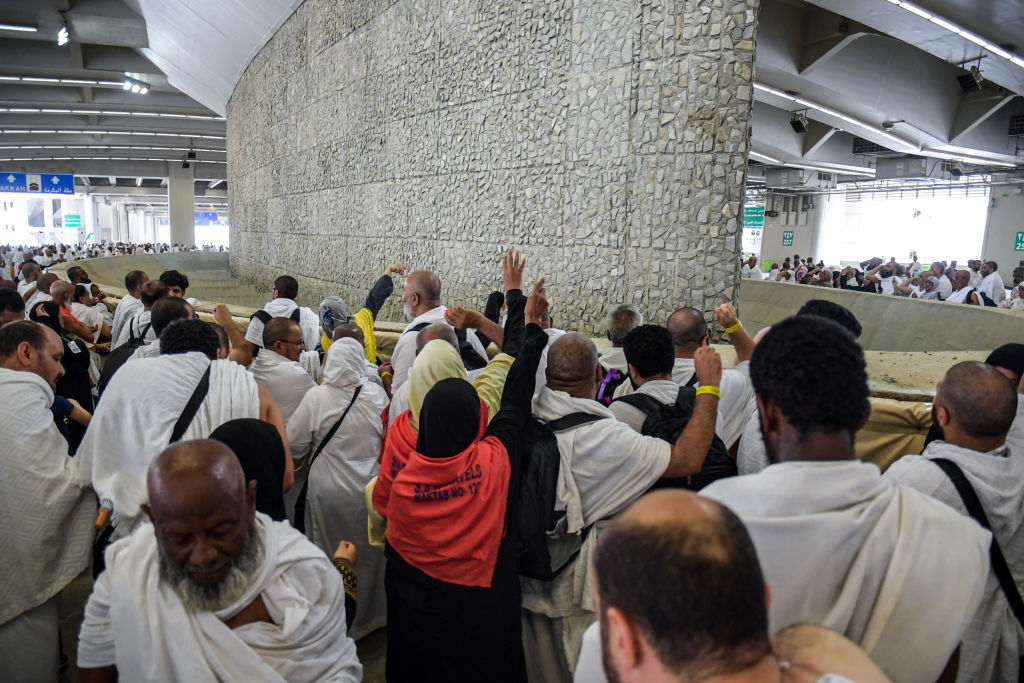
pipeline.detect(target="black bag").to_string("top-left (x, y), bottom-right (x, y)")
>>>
top-left (930, 457), bottom-right (1024, 681)
top-left (515, 412), bottom-right (603, 581)
top-left (96, 321), bottom-right (152, 396)
top-left (615, 387), bottom-right (736, 490)
top-left (405, 321), bottom-right (488, 370)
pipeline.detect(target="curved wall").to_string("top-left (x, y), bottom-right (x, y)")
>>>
top-left (227, 0), bottom-right (759, 333)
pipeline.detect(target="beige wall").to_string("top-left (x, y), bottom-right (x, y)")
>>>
top-left (738, 278), bottom-right (1024, 352)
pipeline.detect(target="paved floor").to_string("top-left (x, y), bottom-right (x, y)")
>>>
top-left (357, 628), bottom-right (387, 682)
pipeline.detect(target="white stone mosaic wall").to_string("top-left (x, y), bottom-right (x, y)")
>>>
top-left (228, 0), bottom-right (758, 334)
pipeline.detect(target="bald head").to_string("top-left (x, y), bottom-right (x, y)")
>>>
top-left (937, 361), bottom-right (1017, 441)
top-left (407, 270), bottom-right (441, 302)
top-left (147, 440), bottom-right (246, 510)
top-left (264, 317), bottom-right (304, 360)
top-left (593, 491), bottom-right (770, 679)
top-left (37, 272), bottom-right (59, 294)
top-left (403, 270), bottom-right (442, 318)
top-left (49, 280), bottom-right (73, 306)
top-left (333, 323), bottom-right (365, 346)
top-left (416, 322), bottom-right (458, 354)
top-left (546, 332), bottom-right (600, 398)
top-left (667, 307), bottom-right (708, 355)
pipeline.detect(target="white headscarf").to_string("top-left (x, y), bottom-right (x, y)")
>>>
top-left (322, 337), bottom-right (367, 390)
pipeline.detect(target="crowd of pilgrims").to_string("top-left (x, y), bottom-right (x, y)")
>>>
top-left (1, 243), bottom-right (1023, 682)
top-left (741, 251), bottom-right (1024, 310)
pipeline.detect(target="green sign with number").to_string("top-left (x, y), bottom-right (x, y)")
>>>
top-left (1016, 231), bottom-right (1024, 251)
top-left (64, 214), bottom-right (81, 228)
top-left (782, 230), bottom-right (794, 247)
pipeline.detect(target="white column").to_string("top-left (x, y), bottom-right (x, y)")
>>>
top-left (167, 162), bottom-right (195, 247)
top-left (117, 203), bottom-right (130, 243)
top-left (83, 196), bottom-right (96, 245)
top-left (43, 197), bottom-right (55, 236)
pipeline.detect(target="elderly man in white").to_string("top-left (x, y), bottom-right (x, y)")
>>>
top-left (78, 440), bottom-right (361, 682)
top-left (287, 337), bottom-right (390, 640)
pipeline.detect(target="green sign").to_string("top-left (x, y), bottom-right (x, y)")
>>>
top-left (743, 205), bottom-right (765, 229)
top-left (782, 230), bottom-right (794, 247)
top-left (1016, 231), bottom-right (1024, 251)
top-left (64, 214), bottom-right (81, 228)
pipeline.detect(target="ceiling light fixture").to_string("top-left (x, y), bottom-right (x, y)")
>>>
top-left (750, 151), bottom-right (782, 164)
top-left (0, 23), bottom-right (37, 32)
top-left (920, 148), bottom-right (1017, 168)
top-left (57, 26), bottom-right (69, 46)
top-left (122, 77), bottom-right (150, 95)
top-left (885, 0), bottom-right (1024, 70)
top-left (753, 82), bottom-right (918, 151)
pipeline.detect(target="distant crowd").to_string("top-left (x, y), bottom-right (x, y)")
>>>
top-left (0, 241), bottom-right (227, 278)
top-left (741, 251), bottom-right (1024, 311)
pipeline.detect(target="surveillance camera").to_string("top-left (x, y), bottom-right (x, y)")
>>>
top-left (187, 151), bottom-right (197, 159)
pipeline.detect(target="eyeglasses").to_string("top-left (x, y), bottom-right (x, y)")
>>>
top-left (281, 338), bottom-right (305, 346)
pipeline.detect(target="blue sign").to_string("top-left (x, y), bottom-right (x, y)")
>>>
top-left (0, 172), bottom-right (74, 195)
top-left (194, 211), bottom-right (218, 226)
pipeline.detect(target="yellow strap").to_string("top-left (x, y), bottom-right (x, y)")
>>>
top-left (696, 385), bottom-right (721, 399)
top-left (725, 321), bottom-right (743, 335)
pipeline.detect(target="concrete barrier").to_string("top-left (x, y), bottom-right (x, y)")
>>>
top-left (738, 278), bottom-right (1024, 352)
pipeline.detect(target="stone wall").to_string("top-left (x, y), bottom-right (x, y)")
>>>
top-left (228, 0), bottom-right (759, 334)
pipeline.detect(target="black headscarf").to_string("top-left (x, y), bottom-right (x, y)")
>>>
top-left (986, 343), bottom-right (1024, 383)
top-left (416, 377), bottom-right (482, 459)
top-left (209, 419), bottom-right (288, 521)
top-left (29, 300), bottom-right (62, 335)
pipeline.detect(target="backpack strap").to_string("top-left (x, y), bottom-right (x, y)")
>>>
top-left (684, 372), bottom-right (699, 387)
top-left (249, 310), bottom-right (272, 325)
top-left (930, 457), bottom-right (1024, 632)
top-left (546, 412), bottom-right (604, 433)
top-left (402, 321), bottom-right (431, 337)
top-left (615, 392), bottom-right (664, 417)
top-left (139, 322), bottom-right (152, 343)
top-left (295, 385), bottom-right (363, 533)
top-left (169, 365), bottom-right (212, 443)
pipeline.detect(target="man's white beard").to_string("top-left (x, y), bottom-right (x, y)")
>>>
top-left (159, 525), bottom-right (264, 613)
top-left (403, 300), bottom-right (413, 318)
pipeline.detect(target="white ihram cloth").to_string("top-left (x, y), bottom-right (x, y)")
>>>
top-left (0, 368), bottom-right (96, 626)
top-left (885, 412), bottom-right (1024, 683)
top-left (287, 338), bottom-right (389, 640)
top-left (76, 353), bottom-right (260, 536)
top-left (970, 269), bottom-right (984, 289)
top-left (389, 305), bottom-right (489, 389)
top-left (598, 346), bottom-right (627, 373)
top-left (111, 293), bottom-right (142, 344)
top-left (77, 513), bottom-right (361, 682)
top-left (946, 286), bottom-right (976, 304)
top-left (521, 387), bottom-right (670, 674)
top-left (71, 301), bottom-right (108, 338)
top-left (701, 460), bottom-right (990, 683)
top-left (248, 349), bottom-right (316, 422)
top-left (243, 298), bottom-right (321, 350)
top-left (613, 357), bottom-right (753, 448)
top-left (979, 271), bottom-right (1008, 304)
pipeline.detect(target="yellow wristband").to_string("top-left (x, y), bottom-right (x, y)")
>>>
top-left (381, 371), bottom-right (393, 378)
top-left (725, 321), bottom-right (743, 335)
top-left (696, 385), bottom-right (721, 399)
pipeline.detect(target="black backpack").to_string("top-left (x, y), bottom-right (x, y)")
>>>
top-left (250, 307), bottom-right (301, 327)
top-left (614, 387), bottom-right (736, 490)
top-left (405, 321), bottom-right (488, 370)
top-left (96, 320), bottom-right (152, 396)
top-left (515, 412), bottom-right (603, 581)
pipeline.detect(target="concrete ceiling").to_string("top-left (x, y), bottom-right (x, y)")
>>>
top-left (0, 0), bottom-right (1021, 202)
top-left (751, 0), bottom-right (1024, 185)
